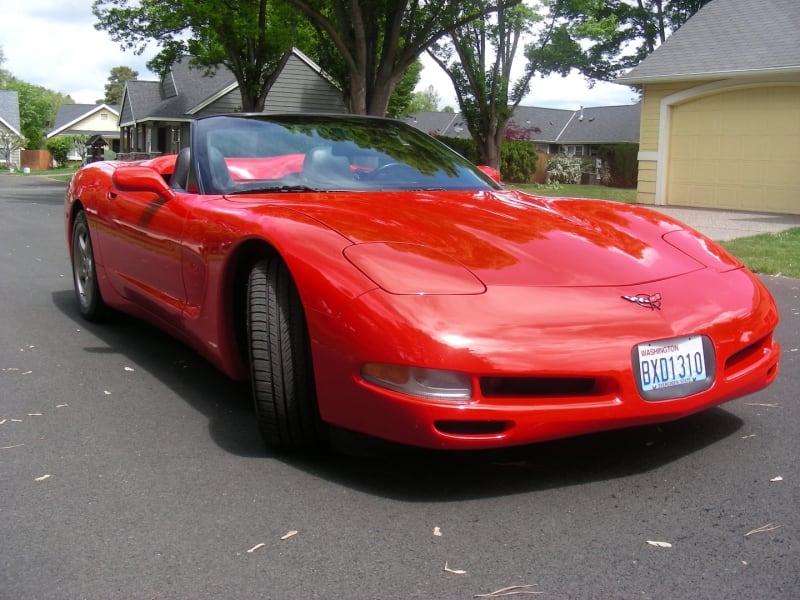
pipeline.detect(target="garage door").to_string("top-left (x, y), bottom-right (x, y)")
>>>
top-left (667, 85), bottom-right (800, 214)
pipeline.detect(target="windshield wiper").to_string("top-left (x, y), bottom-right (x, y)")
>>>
top-left (228, 184), bottom-right (324, 194)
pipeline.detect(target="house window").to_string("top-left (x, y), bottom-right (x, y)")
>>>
top-left (562, 144), bottom-right (585, 156)
top-left (566, 144), bottom-right (586, 156)
top-left (100, 113), bottom-right (108, 120)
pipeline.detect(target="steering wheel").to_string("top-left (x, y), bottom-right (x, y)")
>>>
top-left (365, 163), bottom-right (416, 180)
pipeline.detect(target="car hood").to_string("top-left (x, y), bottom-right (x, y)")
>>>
top-left (237, 189), bottom-right (713, 287)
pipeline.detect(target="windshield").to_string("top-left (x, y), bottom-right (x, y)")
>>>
top-left (192, 114), bottom-right (500, 195)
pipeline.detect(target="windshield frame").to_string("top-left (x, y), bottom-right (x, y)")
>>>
top-left (191, 113), bottom-right (501, 196)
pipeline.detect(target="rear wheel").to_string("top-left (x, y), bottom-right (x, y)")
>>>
top-left (71, 210), bottom-right (108, 321)
top-left (247, 258), bottom-right (327, 450)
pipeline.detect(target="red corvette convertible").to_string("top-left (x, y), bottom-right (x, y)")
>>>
top-left (65, 114), bottom-right (780, 451)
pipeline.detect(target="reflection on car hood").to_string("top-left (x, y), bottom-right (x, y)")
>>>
top-left (238, 189), bottom-right (707, 287)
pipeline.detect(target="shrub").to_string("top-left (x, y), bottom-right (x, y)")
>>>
top-left (546, 153), bottom-right (582, 184)
top-left (435, 135), bottom-right (479, 164)
top-left (45, 137), bottom-right (73, 166)
top-left (597, 143), bottom-right (639, 188)
top-left (500, 141), bottom-right (538, 183)
top-left (436, 136), bottom-right (538, 183)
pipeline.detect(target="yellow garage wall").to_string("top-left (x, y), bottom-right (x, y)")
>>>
top-left (636, 161), bottom-right (657, 200)
top-left (635, 82), bottom-right (698, 204)
top-left (638, 82), bottom-right (695, 152)
top-left (668, 84), bottom-right (800, 214)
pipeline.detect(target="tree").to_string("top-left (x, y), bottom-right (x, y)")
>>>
top-left (427, 0), bottom-right (713, 170)
top-left (1, 76), bottom-right (72, 150)
top-left (386, 60), bottom-right (424, 117)
top-left (428, 1), bottom-right (542, 168)
top-left (93, 0), bottom-right (315, 112)
top-left (0, 130), bottom-right (26, 169)
top-left (405, 84), bottom-right (442, 115)
top-left (70, 134), bottom-right (93, 163)
top-left (0, 45), bottom-right (9, 87)
top-left (286, 0), bottom-right (521, 115)
top-left (103, 66), bottom-right (138, 105)
top-left (664, 0), bottom-right (712, 28)
top-left (2, 45), bottom-right (69, 149)
top-left (45, 136), bottom-right (74, 166)
top-left (544, 0), bottom-right (713, 81)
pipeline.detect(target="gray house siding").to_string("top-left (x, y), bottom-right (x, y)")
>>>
top-left (118, 49), bottom-right (346, 157)
top-left (0, 90), bottom-right (23, 168)
top-left (119, 80), bottom-right (163, 127)
top-left (194, 89), bottom-right (243, 117)
top-left (119, 102), bottom-right (134, 125)
top-left (265, 54), bottom-right (346, 113)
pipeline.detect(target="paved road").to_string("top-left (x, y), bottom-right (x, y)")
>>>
top-left (1, 174), bottom-right (798, 599)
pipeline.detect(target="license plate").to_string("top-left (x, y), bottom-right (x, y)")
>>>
top-left (634, 335), bottom-right (714, 400)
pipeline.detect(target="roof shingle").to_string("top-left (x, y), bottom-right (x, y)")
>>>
top-left (0, 90), bottom-right (22, 134)
top-left (406, 104), bottom-right (640, 145)
top-left (618, 0), bottom-right (800, 83)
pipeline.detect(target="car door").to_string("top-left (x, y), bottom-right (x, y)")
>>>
top-left (98, 183), bottom-right (190, 325)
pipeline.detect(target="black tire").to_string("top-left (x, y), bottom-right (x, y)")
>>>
top-left (71, 210), bottom-right (108, 321)
top-left (247, 258), bottom-right (327, 450)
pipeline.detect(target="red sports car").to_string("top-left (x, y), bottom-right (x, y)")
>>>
top-left (65, 113), bottom-right (780, 451)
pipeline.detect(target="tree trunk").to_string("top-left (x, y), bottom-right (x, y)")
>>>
top-left (366, 82), bottom-right (394, 116)
top-left (475, 117), bottom-right (508, 170)
top-left (348, 72), bottom-right (368, 115)
top-left (480, 136), bottom-right (501, 170)
top-left (240, 93), bottom-right (259, 113)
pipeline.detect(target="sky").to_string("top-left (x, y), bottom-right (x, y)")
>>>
top-left (0, 0), bottom-right (638, 110)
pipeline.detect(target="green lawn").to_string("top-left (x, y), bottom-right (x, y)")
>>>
top-left (7, 167), bottom-right (76, 183)
top-left (512, 183), bottom-right (637, 203)
top-left (720, 228), bottom-right (800, 279)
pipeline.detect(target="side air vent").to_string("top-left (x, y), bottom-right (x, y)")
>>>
top-left (724, 335), bottom-right (771, 374)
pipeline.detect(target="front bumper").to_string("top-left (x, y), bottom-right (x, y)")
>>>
top-left (308, 268), bottom-right (780, 449)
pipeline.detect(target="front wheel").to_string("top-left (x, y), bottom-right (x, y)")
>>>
top-left (71, 210), bottom-right (108, 321)
top-left (247, 258), bottom-right (328, 450)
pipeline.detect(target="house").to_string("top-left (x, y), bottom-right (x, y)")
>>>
top-left (617, 0), bottom-right (800, 215)
top-left (0, 90), bottom-right (24, 168)
top-left (45, 103), bottom-right (120, 161)
top-left (513, 104), bottom-right (640, 158)
top-left (405, 103), bottom-right (641, 183)
top-left (118, 47), bottom-right (347, 158)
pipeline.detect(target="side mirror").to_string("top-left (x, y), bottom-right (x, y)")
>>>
top-left (112, 166), bottom-right (176, 202)
top-left (477, 165), bottom-right (501, 183)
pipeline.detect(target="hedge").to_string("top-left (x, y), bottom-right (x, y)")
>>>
top-left (435, 135), bottom-right (538, 183)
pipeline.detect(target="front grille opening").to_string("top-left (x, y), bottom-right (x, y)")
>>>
top-left (724, 335), bottom-right (769, 372)
top-left (434, 420), bottom-right (511, 435)
top-left (480, 376), bottom-right (599, 398)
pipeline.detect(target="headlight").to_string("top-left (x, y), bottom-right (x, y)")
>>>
top-left (344, 242), bottom-right (485, 295)
top-left (361, 363), bottom-right (472, 401)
